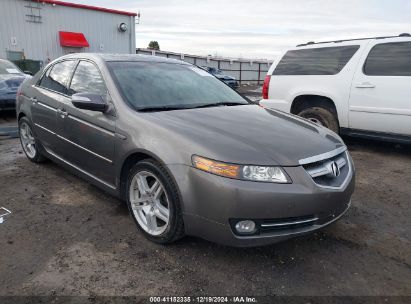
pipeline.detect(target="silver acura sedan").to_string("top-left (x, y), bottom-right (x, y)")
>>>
top-left (16, 54), bottom-right (355, 247)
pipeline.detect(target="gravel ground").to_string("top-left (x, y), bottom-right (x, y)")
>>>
top-left (0, 107), bottom-right (410, 299)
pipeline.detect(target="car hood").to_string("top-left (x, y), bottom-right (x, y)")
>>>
top-left (0, 74), bottom-right (28, 93)
top-left (148, 105), bottom-right (345, 166)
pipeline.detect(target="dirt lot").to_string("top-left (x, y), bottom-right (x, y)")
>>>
top-left (0, 108), bottom-right (410, 299)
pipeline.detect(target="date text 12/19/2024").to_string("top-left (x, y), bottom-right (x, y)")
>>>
top-left (149, 296), bottom-right (257, 303)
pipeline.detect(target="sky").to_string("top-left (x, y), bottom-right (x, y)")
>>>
top-left (70, 0), bottom-right (411, 60)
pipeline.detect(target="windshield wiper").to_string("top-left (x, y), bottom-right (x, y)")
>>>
top-left (191, 102), bottom-right (248, 109)
top-left (137, 102), bottom-right (248, 112)
top-left (137, 105), bottom-right (190, 112)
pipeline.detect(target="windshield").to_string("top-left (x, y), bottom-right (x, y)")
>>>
top-left (0, 60), bottom-right (23, 75)
top-left (107, 61), bottom-right (248, 111)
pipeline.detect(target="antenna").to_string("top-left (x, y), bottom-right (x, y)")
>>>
top-left (135, 11), bottom-right (141, 25)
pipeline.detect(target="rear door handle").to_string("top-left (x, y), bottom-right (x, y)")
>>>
top-left (355, 82), bottom-right (376, 89)
top-left (57, 109), bottom-right (68, 118)
top-left (30, 97), bottom-right (38, 104)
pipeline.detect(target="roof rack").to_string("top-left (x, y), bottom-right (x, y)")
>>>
top-left (296, 33), bottom-right (411, 47)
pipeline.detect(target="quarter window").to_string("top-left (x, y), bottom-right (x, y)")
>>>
top-left (68, 61), bottom-right (106, 96)
top-left (273, 45), bottom-right (360, 75)
top-left (363, 42), bottom-right (411, 76)
top-left (39, 60), bottom-right (76, 94)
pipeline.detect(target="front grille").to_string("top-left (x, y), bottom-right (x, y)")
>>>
top-left (302, 151), bottom-right (350, 188)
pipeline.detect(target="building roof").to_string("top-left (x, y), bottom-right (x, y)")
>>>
top-left (38, 0), bottom-right (137, 17)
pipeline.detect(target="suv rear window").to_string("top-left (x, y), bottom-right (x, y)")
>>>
top-left (363, 42), bottom-right (411, 76)
top-left (273, 45), bottom-right (360, 75)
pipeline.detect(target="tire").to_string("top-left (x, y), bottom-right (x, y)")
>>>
top-left (297, 106), bottom-right (339, 133)
top-left (18, 117), bottom-right (47, 163)
top-left (126, 159), bottom-right (185, 244)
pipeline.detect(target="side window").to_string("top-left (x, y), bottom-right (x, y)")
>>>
top-left (38, 67), bottom-right (51, 86)
top-left (272, 45), bottom-right (360, 75)
top-left (68, 61), bottom-right (106, 96)
top-left (363, 42), bottom-right (411, 76)
top-left (39, 60), bottom-right (76, 94)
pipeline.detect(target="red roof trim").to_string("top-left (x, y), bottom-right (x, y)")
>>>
top-left (59, 31), bottom-right (89, 48)
top-left (40, 0), bottom-right (137, 17)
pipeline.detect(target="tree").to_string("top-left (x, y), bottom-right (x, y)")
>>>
top-left (148, 41), bottom-right (160, 51)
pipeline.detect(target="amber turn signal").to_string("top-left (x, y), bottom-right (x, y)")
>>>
top-left (192, 155), bottom-right (240, 179)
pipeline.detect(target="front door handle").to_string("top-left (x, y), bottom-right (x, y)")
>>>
top-left (57, 109), bottom-right (68, 118)
top-left (355, 82), bottom-right (376, 89)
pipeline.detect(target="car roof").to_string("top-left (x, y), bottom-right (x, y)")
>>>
top-left (296, 34), bottom-right (411, 48)
top-left (0, 59), bottom-right (13, 64)
top-left (56, 53), bottom-right (190, 65)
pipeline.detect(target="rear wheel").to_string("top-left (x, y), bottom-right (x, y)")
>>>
top-left (18, 117), bottom-right (46, 163)
top-left (297, 106), bottom-right (339, 133)
top-left (126, 159), bottom-right (184, 244)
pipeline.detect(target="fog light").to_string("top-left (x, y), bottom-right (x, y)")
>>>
top-left (235, 220), bottom-right (256, 234)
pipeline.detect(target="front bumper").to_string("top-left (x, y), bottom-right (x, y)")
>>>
top-left (168, 161), bottom-right (355, 247)
top-left (0, 93), bottom-right (17, 110)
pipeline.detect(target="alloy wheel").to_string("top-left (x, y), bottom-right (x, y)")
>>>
top-left (129, 170), bottom-right (170, 236)
top-left (20, 122), bottom-right (37, 159)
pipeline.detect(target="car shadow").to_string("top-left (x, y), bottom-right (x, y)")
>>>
top-left (343, 135), bottom-right (411, 156)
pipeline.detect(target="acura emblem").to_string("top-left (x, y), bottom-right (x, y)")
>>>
top-left (330, 161), bottom-right (340, 177)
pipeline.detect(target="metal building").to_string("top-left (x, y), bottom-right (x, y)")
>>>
top-left (0, 0), bottom-right (137, 72)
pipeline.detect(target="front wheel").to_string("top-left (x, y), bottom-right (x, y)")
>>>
top-left (18, 117), bottom-right (47, 163)
top-left (126, 159), bottom-right (185, 244)
top-left (297, 106), bottom-right (339, 133)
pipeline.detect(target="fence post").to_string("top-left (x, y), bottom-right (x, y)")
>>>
top-left (239, 62), bottom-right (242, 85)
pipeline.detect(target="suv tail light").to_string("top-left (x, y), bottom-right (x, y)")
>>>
top-left (262, 75), bottom-right (271, 99)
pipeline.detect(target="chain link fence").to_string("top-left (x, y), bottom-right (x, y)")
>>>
top-left (136, 48), bottom-right (272, 85)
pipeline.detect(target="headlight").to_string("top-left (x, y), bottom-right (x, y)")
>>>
top-left (242, 165), bottom-right (289, 183)
top-left (192, 155), bottom-right (291, 183)
top-left (0, 81), bottom-right (8, 91)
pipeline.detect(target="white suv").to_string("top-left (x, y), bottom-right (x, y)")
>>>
top-left (260, 34), bottom-right (411, 143)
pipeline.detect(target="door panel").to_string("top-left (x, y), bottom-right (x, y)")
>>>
top-left (56, 60), bottom-right (116, 187)
top-left (56, 100), bottom-right (116, 186)
top-left (31, 60), bottom-right (77, 151)
top-left (31, 87), bottom-right (58, 151)
top-left (349, 40), bottom-right (411, 136)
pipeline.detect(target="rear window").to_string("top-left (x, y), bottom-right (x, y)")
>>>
top-left (273, 45), bottom-right (360, 75)
top-left (363, 42), bottom-right (411, 76)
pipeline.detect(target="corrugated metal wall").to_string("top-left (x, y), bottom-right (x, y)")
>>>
top-left (136, 48), bottom-right (272, 85)
top-left (0, 0), bottom-right (135, 65)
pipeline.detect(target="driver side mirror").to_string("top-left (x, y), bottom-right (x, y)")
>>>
top-left (71, 93), bottom-right (108, 112)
